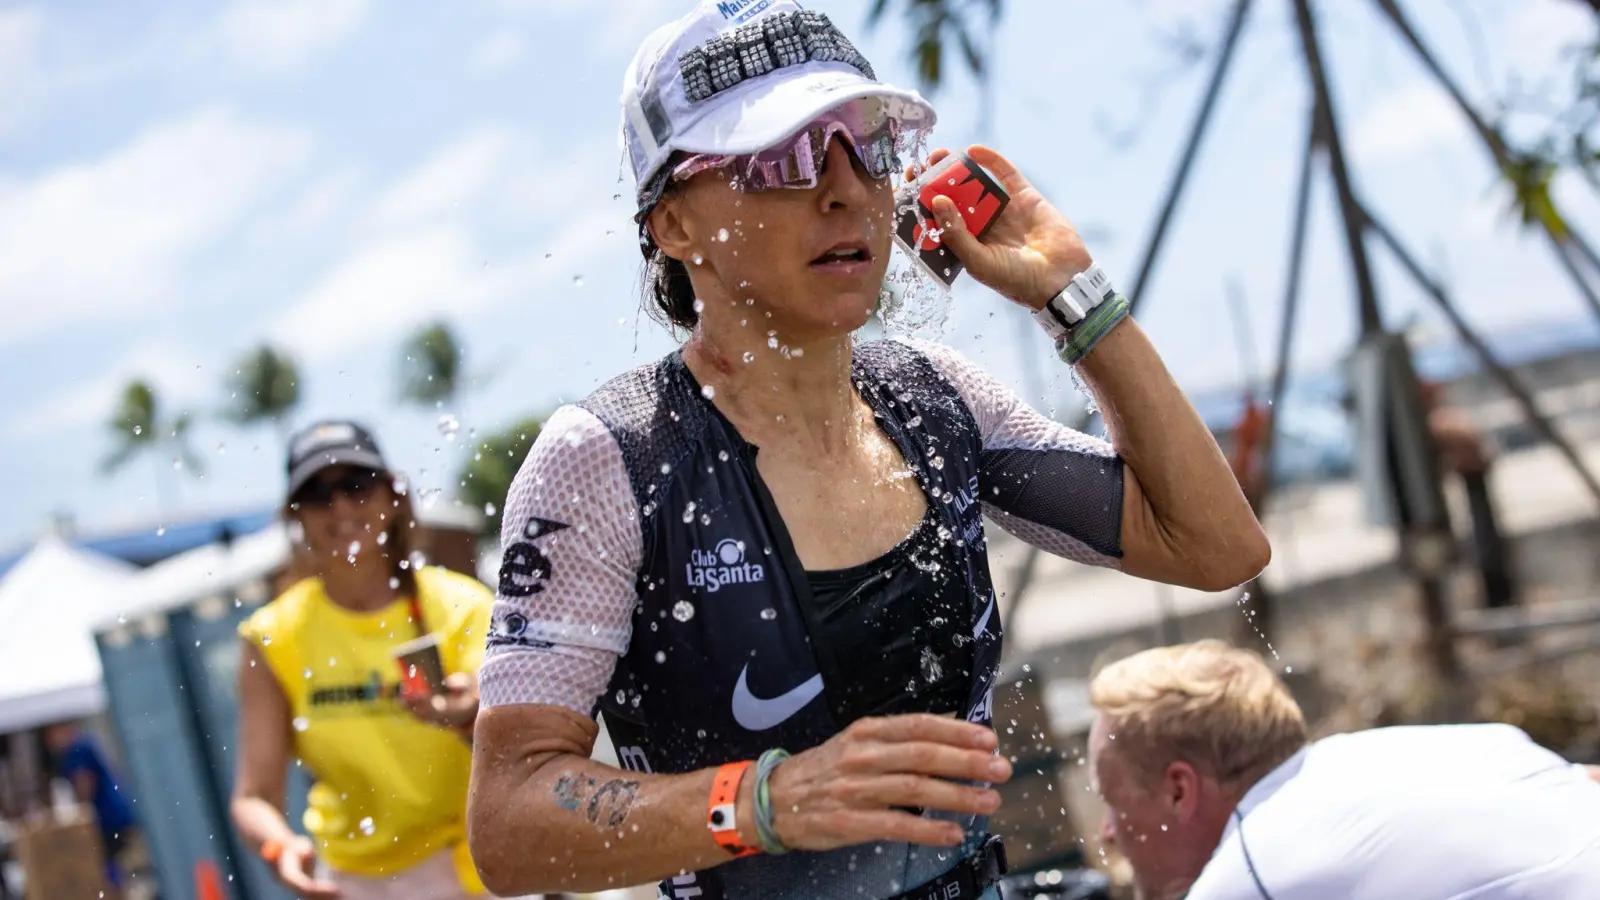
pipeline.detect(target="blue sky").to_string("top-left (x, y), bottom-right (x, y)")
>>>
top-left (2, 0), bottom-right (1597, 549)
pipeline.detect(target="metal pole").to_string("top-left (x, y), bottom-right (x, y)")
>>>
top-left (1291, 0), bottom-right (1383, 334)
top-left (1126, 0), bottom-right (1256, 312)
top-left (1363, 207), bottom-right (1600, 510)
top-left (1008, 0), bottom-right (1255, 628)
top-left (1294, 0), bottom-right (1461, 682)
top-left (1369, 0), bottom-right (1600, 325)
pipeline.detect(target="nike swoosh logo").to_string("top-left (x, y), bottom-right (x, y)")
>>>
top-left (973, 595), bottom-right (995, 639)
top-left (731, 665), bottom-right (823, 732)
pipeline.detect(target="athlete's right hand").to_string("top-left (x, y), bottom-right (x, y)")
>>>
top-left (274, 835), bottom-right (342, 899)
top-left (756, 713), bottom-right (1012, 851)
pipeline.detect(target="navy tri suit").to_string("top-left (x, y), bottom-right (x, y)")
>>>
top-left (480, 338), bottom-right (1126, 899)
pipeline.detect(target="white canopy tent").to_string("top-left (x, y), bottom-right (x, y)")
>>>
top-left (0, 536), bottom-right (138, 733)
top-left (108, 522), bottom-right (291, 627)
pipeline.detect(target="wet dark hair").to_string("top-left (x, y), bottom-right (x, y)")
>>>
top-left (639, 158), bottom-right (700, 332)
top-left (642, 236), bottom-right (698, 332)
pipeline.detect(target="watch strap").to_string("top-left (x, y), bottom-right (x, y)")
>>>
top-left (1034, 264), bottom-right (1115, 341)
top-left (708, 760), bottom-right (759, 858)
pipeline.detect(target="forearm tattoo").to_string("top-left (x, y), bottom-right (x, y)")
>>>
top-left (552, 773), bottom-right (642, 831)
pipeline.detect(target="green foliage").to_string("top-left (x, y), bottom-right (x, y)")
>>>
top-left (101, 379), bottom-right (204, 507)
top-left (399, 321), bottom-right (463, 408)
top-left (225, 344), bottom-right (301, 434)
top-left (865, 0), bottom-right (1002, 95)
top-left (458, 415), bottom-right (544, 536)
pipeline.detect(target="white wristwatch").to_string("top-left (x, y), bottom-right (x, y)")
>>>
top-left (1033, 264), bottom-right (1116, 342)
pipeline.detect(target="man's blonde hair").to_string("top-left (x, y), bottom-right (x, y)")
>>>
top-left (1089, 640), bottom-right (1307, 790)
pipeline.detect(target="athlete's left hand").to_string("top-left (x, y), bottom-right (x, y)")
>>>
top-left (402, 671), bottom-right (480, 734)
top-left (907, 145), bottom-right (1094, 311)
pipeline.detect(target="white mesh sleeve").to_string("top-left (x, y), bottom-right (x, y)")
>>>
top-left (478, 405), bottom-right (642, 715)
top-left (912, 338), bottom-right (1125, 569)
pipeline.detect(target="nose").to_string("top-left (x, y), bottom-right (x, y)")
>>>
top-left (329, 489), bottom-right (367, 519)
top-left (816, 134), bottom-right (874, 209)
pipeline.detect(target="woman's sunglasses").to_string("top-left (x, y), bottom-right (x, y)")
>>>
top-left (668, 99), bottom-right (900, 194)
top-left (291, 468), bottom-right (384, 509)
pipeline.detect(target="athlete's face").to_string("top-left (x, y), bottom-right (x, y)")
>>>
top-left (1089, 713), bottom-right (1216, 900)
top-left (651, 135), bottom-right (895, 342)
top-left (289, 465), bottom-right (397, 561)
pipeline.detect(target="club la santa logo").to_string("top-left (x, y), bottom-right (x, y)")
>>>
top-left (687, 539), bottom-right (765, 593)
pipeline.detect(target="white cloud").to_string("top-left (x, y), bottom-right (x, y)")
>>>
top-left (10, 340), bottom-right (203, 439)
top-left (0, 8), bottom-right (45, 132)
top-left (1350, 82), bottom-right (1470, 164)
top-left (218, 0), bottom-right (372, 73)
top-left (272, 209), bottom-right (617, 363)
top-left (0, 109), bottom-right (313, 346)
top-left (367, 128), bottom-right (516, 230)
top-left (269, 228), bottom-right (498, 360)
top-left (470, 31), bottom-right (524, 75)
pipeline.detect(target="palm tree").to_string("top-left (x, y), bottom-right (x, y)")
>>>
top-left (457, 416), bottom-right (543, 536)
top-left (399, 321), bottom-right (464, 411)
top-left (224, 344), bottom-right (301, 447)
top-left (102, 379), bottom-right (203, 513)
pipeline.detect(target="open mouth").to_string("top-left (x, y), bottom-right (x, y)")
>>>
top-left (810, 243), bottom-right (872, 268)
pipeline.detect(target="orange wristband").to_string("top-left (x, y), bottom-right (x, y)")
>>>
top-left (259, 838), bottom-right (284, 866)
top-left (707, 760), bottom-right (759, 858)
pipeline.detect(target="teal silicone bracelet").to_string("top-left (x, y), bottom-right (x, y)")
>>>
top-left (1056, 293), bottom-right (1131, 365)
top-left (752, 748), bottom-right (791, 855)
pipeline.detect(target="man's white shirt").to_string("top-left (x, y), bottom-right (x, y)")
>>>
top-left (1187, 724), bottom-right (1600, 899)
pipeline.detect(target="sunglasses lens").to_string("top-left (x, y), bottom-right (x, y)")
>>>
top-left (294, 469), bottom-right (380, 509)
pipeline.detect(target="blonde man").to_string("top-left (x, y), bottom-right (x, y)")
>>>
top-left (1087, 640), bottom-right (1600, 900)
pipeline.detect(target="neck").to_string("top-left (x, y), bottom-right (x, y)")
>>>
top-left (684, 312), bottom-right (864, 455)
top-left (315, 552), bottom-right (400, 613)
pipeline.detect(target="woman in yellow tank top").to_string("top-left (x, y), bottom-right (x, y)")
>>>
top-left (230, 420), bottom-right (497, 900)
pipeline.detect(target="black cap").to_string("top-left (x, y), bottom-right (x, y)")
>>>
top-left (285, 420), bottom-right (389, 500)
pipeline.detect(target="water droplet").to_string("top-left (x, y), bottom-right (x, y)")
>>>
top-left (292, 717), bottom-right (309, 732)
top-left (573, 275), bottom-right (585, 287)
top-left (172, 458), bottom-right (184, 471)
top-left (660, 462), bottom-right (672, 475)
top-left (437, 414), bottom-right (460, 438)
top-left (484, 502), bottom-right (497, 516)
top-left (303, 668), bottom-right (313, 680)
top-left (155, 525), bottom-right (166, 537)
top-left (760, 608), bottom-right (777, 621)
top-left (409, 550), bottom-right (428, 570)
top-left (347, 540), bottom-right (361, 558)
top-left (328, 657), bottom-right (337, 666)
top-left (672, 600), bottom-right (695, 622)
top-left (388, 577), bottom-right (400, 589)
top-left (701, 385), bottom-right (716, 400)
top-left (359, 817), bottom-right (376, 836)
top-left (716, 227), bottom-right (729, 242)
top-left (681, 502), bottom-right (697, 523)
top-left (692, 253), bottom-right (704, 265)
top-left (260, 635), bottom-right (272, 646)
top-left (767, 336), bottom-right (778, 349)
top-left (931, 456), bottom-right (945, 470)
top-left (718, 450), bottom-right (730, 462)
top-left (693, 298), bottom-right (706, 313)
top-left (132, 425), bottom-right (143, 436)
top-left (654, 651), bottom-right (666, 663)
top-left (742, 351), bottom-right (756, 364)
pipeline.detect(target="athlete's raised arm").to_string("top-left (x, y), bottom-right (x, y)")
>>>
top-left (921, 144), bottom-right (1270, 592)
